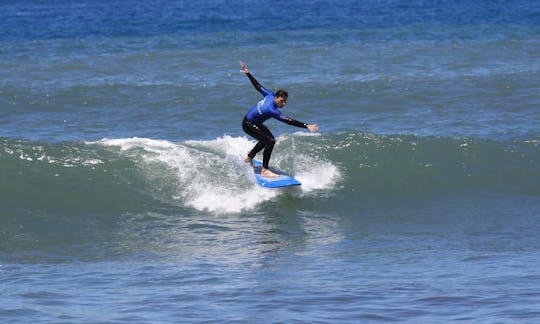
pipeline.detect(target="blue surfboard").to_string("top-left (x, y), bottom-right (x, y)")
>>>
top-left (252, 160), bottom-right (301, 188)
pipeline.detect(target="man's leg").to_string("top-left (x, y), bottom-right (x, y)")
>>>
top-left (242, 119), bottom-right (279, 177)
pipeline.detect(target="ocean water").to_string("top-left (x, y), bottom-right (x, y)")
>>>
top-left (2, 0), bottom-right (540, 322)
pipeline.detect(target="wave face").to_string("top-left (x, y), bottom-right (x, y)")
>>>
top-left (328, 133), bottom-right (540, 198)
top-left (2, 133), bottom-right (539, 218)
top-left (0, 135), bottom-right (339, 216)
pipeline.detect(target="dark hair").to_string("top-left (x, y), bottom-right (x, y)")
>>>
top-left (275, 89), bottom-right (288, 98)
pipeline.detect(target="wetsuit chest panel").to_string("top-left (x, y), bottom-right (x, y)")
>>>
top-left (246, 93), bottom-right (281, 124)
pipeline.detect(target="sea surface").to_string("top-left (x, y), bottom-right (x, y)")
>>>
top-left (2, 0), bottom-right (540, 322)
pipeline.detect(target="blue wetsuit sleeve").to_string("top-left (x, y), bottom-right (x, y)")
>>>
top-left (259, 86), bottom-right (273, 97)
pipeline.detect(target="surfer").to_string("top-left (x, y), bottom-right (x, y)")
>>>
top-left (240, 62), bottom-right (319, 178)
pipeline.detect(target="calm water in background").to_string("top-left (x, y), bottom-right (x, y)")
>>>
top-left (2, 1), bottom-right (540, 322)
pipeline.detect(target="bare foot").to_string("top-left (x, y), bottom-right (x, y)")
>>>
top-left (261, 168), bottom-right (279, 178)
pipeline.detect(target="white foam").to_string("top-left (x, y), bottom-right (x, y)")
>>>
top-left (186, 184), bottom-right (277, 214)
top-left (97, 137), bottom-right (177, 152)
top-left (96, 136), bottom-right (339, 213)
top-left (185, 135), bottom-right (254, 158)
top-left (294, 157), bottom-right (341, 192)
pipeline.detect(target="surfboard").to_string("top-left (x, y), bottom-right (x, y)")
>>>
top-left (251, 160), bottom-right (301, 188)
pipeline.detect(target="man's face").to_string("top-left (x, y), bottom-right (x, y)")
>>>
top-left (274, 96), bottom-right (287, 108)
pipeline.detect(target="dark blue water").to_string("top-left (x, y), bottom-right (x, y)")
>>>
top-left (2, 1), bottom-right (540, 322)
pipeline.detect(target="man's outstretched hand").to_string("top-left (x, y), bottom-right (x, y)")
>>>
top-left (240, 61), bottom-right (249, 74)
top-left (307, 124), bottom-right (319, 132)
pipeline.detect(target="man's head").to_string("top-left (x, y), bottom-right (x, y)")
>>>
top-left (274, 89), bottom-right (288, 108)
